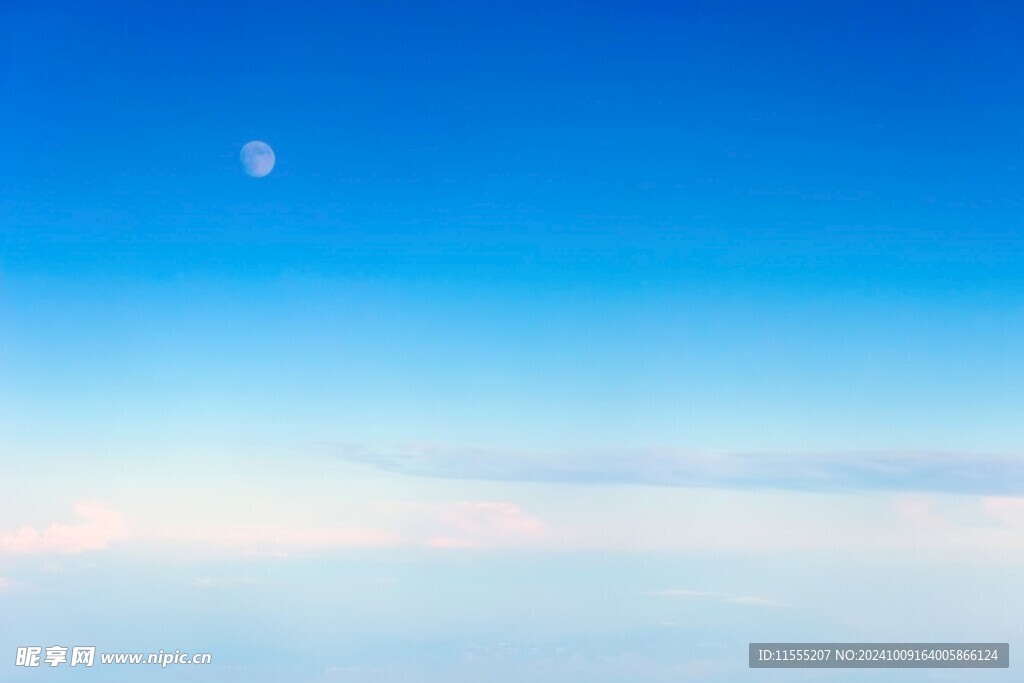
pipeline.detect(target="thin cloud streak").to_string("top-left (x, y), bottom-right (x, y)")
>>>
top-left (647, 589), bottom-right (792, 609)
top-left (334, 444), bottom-right (1024, 495)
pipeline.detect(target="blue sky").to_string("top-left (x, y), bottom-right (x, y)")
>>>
top-left (3, 1), bottom-right (1024, 681)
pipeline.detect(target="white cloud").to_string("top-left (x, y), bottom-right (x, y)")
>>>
top-left (980, 496), bottom-right (1024, 525)
top-left (0, 502), bottom-right (128, 555)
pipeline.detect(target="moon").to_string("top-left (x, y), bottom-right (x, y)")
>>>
top-left (240, 140), bottom-right (275, 178)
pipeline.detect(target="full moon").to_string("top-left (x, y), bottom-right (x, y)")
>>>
top-left (240, 140), bottom-right (275, 178)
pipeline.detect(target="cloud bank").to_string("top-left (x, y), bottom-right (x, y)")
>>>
top-left (334, 444), bottom-right (1024, 495)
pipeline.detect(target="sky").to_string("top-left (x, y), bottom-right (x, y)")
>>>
top-left (2, 1), bottom-right (1024, 681)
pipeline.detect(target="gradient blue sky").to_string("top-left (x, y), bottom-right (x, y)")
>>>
top-left (3, 1), bottom-right (1024, 681)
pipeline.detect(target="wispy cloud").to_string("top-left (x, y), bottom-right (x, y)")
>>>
top-left (980, 496), bottom-right (1024, 525)
top-left (189, 576), bottom-right (279, 589)
top-left (425, 502), bottom-right (547, 549)
top-left (0, 502), bottom-right (128, 555)
top-left (334, 443), bottom-right (1024, 495)
top-left (153, 525), bottom-right (403, 555)
top-left (647, 589), bottom-right (792, 609)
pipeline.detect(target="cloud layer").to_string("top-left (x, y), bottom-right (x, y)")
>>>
top-left (335, 444), bottom-right (1024, 495)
